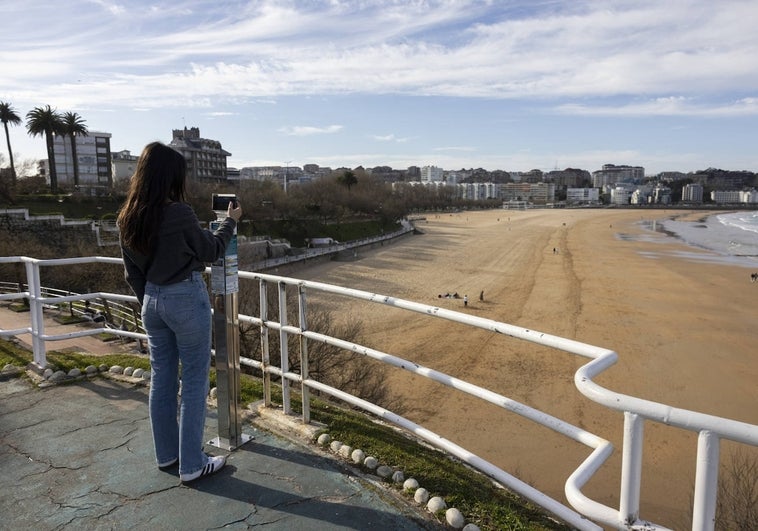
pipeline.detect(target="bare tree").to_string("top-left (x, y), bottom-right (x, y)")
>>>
top-left (235, 279), bottom-right (404, 412)
top-left (716, 448), bottom-right (758, 530)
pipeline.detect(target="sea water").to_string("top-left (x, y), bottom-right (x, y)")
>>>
top-left (650, 211), bottom-right (758, 268)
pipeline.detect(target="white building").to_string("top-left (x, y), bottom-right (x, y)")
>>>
top-left (420, 165), bottom-right (444, 182)
top-left (610, 184), bottom-right (635, 205)
top-left (460, 182), bottom-right (500, 200)
top-left (566, 188), bottom-right (599, 204)
top-left (502, 182), bottom-right (555, 204)
top-left (53, 131), bottom-right (113, 190)
top-left (681, 183), bottom-right (704, 203)
top-left (711, 190), bottom-right (758, 204)
top-left (111, 150), bottom-right (138, 182)
top-left (711, 190), bottom-right (742, 203)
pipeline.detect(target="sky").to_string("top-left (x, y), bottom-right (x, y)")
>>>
top-left (2, 0), bottom-right (758, 176)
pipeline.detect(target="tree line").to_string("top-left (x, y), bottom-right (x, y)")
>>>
top-left (1, 101), bottom-right (88, 193)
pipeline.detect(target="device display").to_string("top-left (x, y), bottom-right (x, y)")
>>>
top-left (212, 194), bottom-right (237, 212)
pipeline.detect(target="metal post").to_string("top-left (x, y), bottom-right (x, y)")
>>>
top-left (259, 279), bottom-right (271, 407)
top-left (208, 212), bottom-right (252, 451)
top-left (297, 284), bottom-right (310, 423)
top-left (278, 281), bottom-right (291, 414)
top-left (27, 260), bottom-right (47, 369)
top-left (692, 430), bottom-right (719, 531)
top-left (619, 412), bottom-right (643, 526)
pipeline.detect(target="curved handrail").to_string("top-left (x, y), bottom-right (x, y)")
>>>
top-left (1, 255), bottom-right (756, 530)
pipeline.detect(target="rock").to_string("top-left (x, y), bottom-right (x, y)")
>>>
top-left (338, 445), bottom-right (352, 459)
top-left (391, 470), bottom-right (404, 483)
top-left (123, 366), bottom-right (134, 376)
top-left (329, 440), bottom-right (343, 453)
top-left (142, 370), bottom-right (151, 380)
top-left (109, 365), bottom-right (124, 374)
top-left (427, 496), bottom-right (447, 513)
top-left (414, 488), bottom-right (429, 504)
top-left (0, 365), bottom-right (21, 379)
top-left (317, 433), bottom-right (331, 446)
top-left (376, 465), bottom-right (393, 478)
top-left (132, 368), bottom-right (144, 378)
top-left (85, 365), bottom-right (98, 375)
top-left (49, 371), bottom-right (67, 382)
top-left (462, 523), bottom-right (481, 531)
top-left (67, 368), bottom-right (82, 377)
top-left (363, 456), bottom-right (378, 470)
top-left (43, 368), bottom-right (54, 379)
top-left (446, 508), bottom-right (465, 528)
top-left (350, 448), bottom-right (365, 464)
top-left (98, 364), bottom-right (108, 372)
top-left (209, 387), bottom-right (217, 399)
top-left (403, 478), bottom-right (419, 491)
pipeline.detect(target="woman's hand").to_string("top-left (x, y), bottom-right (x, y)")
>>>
top-left (227, 200), bottom-right (242, 222)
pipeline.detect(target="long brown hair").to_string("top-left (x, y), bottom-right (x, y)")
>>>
top-left (117, 142), bottom-right (187, 255)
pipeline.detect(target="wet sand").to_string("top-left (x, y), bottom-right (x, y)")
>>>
top-left (288, 208), bottom-right (758, 527)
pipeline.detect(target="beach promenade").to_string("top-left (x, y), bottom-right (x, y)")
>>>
top-left (0, 306), bottom-right (439, 530)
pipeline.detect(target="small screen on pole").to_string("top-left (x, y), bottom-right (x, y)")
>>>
top-left (212, 194), bottom-right (237, 211)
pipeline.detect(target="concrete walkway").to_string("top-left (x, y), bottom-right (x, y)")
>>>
top-left (0, 306), bottom-right (440, 530)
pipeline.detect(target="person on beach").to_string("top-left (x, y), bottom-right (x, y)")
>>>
top-left (464, 295), bottom-right (468, 307)
top-left (117, 142), bottom-right (242, 483)
top-left (479, 290), bottom-right (484, 302)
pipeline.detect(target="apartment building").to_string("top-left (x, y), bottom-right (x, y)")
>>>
top-left (169, 127), bottom-right (231, 182)
top-left (420, 165), bottom-right (444, 182)
top-left (111, 149), bottom-right (138, 182)
top-left (681, 183), bottom-right (704, 203)
top-left (592, 164), bottom-right (644, 188)
top-left (52, 131), bottom-right (113, 190)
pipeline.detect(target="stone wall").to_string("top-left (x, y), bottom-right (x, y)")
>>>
top-left (0, 209), bottom-right (103, 255)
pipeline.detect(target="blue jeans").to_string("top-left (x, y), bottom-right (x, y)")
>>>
top-left (142, 272), bottom-right (211, 476)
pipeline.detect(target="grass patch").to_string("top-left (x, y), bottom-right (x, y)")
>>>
top-left (312, 404), bottom-right (567, 531)
top-left (53, 314), bottom-right (88, 325)
top-left (0, 339), bottom-right (570, 530)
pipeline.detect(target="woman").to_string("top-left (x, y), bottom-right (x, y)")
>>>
top-left (117, 142), bottom-right (242, 483)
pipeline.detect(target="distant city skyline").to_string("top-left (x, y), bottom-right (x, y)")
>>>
top-left (3, 1), bottom-right (758, 176)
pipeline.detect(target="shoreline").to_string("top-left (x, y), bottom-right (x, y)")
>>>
top-left (291, 208), bottom-right (758, 527)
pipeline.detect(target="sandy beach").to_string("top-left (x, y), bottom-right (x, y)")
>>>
top-left (289, 208), bottom-right (758, 528)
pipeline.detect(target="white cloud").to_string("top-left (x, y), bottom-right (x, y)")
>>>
top-left (5, 0), bottom-right (758, 113)
top-left (555, 97), bottom-right (758, 117)
top-left (372, 134), bottom-right (411, 143)
top-left (278, 125), bottom-right (343, 136)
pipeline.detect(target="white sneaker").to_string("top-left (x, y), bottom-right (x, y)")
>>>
top-left (180, 455), bottom-right (226, 483)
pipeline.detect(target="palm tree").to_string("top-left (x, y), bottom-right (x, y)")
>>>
top-left (61, 112), bottom-right (88, 188)
top-left (0, 102), bottom-right (22, 185)
top-left (338, 169), bottom-right (358, 192)
top-left (26, 105), bottom-right (64, 193)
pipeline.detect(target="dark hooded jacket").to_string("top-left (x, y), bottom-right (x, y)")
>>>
top-left (121, 202), bottom-right (236, 304)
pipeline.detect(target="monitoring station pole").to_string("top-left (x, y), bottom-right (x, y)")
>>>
top-left (208, 194), bottom-right (252, 451)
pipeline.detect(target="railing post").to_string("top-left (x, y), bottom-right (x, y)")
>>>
top-left (259, 279), bottom-right (271, 407)
top-left (619, 412), bottom-right (644, 526)
top-left (692, 430), bottom-right (719, 531)
top-left (297, 284), bottom-right (310, 424)
top-left (278, 281), bottom-right (291, 414)
top-left (26, 260), bottom-right (47, 369)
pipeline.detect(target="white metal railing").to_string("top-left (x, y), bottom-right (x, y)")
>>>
top-left (1, 255), bottom-right (756, 530)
